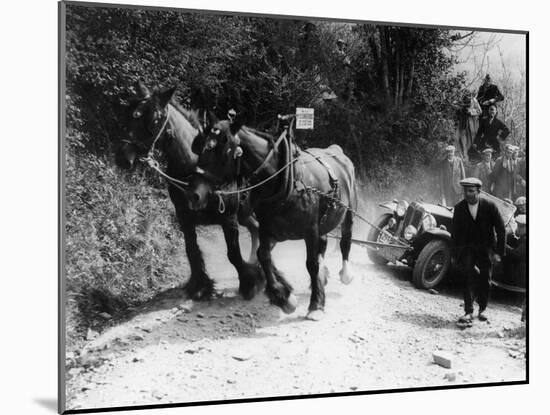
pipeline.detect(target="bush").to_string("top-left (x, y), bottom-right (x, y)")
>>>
top-left (65, 139), bottom-right (189, 344)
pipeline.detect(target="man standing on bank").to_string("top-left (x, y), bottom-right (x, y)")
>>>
top-left (452, 178), bottom-right (506, 326)
top-left (477, 74), bottom-right (504, 117)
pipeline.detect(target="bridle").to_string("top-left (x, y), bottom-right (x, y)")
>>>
top-left (123, 104), bottom-right (193, 191)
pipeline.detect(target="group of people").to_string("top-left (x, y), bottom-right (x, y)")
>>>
top-left (438, 75), bottom-right (527, 326)
top-left (440, 143), bottom-right (526, 206)
top-left (455, 73), bottom-right (509, 161)
top-left (439, 74), bottom-right (526, 206)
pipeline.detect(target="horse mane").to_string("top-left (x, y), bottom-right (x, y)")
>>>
top-left (169, 100), bottom-right (202, 131)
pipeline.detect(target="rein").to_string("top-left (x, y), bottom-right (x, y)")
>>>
top-left (139, 105), bottom-right (191, 189)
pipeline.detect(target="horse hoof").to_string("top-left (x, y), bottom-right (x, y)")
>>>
top-left (339, 269), bottom-right (354, 285)
top-left (281, 294), bottom-right (298, 314)
top-left (306, 309), bottom-right (324, 321)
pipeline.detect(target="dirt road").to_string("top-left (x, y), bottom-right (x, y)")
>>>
top-left (65, 232), bottom-right (526, 411)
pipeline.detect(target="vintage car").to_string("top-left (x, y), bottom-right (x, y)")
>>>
top-left (360, 192), bottom-right (523, 292)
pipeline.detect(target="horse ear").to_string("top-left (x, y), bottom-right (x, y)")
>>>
top-left (135, 79), bottom-right (150, 98)
top-left (158, 86), bottom-right (177, 107)
top-left (207, 110), bottom-right (219, 127)
top-left (229, 116), bottom-right (244, 135)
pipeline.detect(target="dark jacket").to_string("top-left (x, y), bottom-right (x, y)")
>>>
top-left (474, 117), bottom-right (510, 156)
top-left (477, 84), bottom-right (504, 106)
top-left (452, 197), bottom-right (506, 258)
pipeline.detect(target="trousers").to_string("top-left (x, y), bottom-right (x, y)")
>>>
top-left (458, 248), bottom-right (493, 314)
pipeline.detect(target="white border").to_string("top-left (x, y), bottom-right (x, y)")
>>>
top-left (2, 0), bottom-right (545, 414)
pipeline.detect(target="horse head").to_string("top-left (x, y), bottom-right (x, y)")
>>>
top-left (187, 113), bottom-right (245, 210)
top-left (115, 80), bottom-right (177, 170)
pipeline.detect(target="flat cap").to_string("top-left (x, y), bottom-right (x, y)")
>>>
top-left (459, 177), bottom-right (482, 188)
top-left (444, 145), bottom-right (455, 152)
top-left (515, 214), bottom-right (527, 226)
top-left (515, 196), bottom-right (526, 206)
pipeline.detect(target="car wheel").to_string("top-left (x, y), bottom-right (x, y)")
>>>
top-left (412, 239), bottom-right (451, 289)
top-left (366, 213), bottom-right (393, 265)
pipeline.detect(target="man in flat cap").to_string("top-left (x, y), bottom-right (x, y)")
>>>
top-left (490, 144), bottom-right (523, 200)
top-left (452, 177), bottom-right (506, 325)
top-left (474, 147), bottom-right (495, 193)
top-left (439, 145), bottom-right (466, 207)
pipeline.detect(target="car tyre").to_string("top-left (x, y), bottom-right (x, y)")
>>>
top-left (412, 239), bottom-right (451, 289)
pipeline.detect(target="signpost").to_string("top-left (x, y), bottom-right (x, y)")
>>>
top-left (296, 107), bottom-right (314, 129)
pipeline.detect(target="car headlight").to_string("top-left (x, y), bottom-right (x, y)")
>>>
top-left (404, 225), bottom-right (417, 241)
top-left (396, 200), bottom-right (409, 217)
top-left (422, 213), bottom-right (437, 230)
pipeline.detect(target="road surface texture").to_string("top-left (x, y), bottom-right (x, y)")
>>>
top-left (65, 229), bottom-right (526, 411)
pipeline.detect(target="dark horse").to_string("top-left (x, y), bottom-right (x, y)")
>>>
top-left (115, 81), bottom-right (264, 300)
top-left (188, 115), bottom-right (357, 320)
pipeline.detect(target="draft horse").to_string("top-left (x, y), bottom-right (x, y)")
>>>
top-left (188, 115), bottom-right (357, 320)
top-left (115, 81), bottom-right (264, 300)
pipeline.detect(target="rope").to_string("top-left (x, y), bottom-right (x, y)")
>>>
top-left (140, 157), bottom-right (190, 187)
top-left (139, 105), bottom-right (192, 191)
top-left (215, 156), bottom-right (300, 196)
top-left (302, 185), bottom-right (410, 247)
top-left (212, 146), bottom-right (407, 247)
top-left (146, 106), bottom-right (172, 158)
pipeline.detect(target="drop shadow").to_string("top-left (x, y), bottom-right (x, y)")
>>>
top-left (34, 398), bottom-right (57, 413)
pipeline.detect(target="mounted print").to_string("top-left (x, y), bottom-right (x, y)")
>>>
top-left (59, 0), bottom-right (528, 413)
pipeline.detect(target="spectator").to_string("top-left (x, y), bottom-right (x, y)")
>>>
top-left (474, 105), bottom-right (510, 157)
top-left (456, 91), bottom-right (482, 162)
top-left (439, 145), bottom-right (466, 207)
top-left (503, 214), bottom-right (527, 321)
top-left (477, 74), bottom-right (504, 117)
top-left (474, 148), bottom-right (495, 193)
top-left (514, 196), bottom-right (527, 216)
top-left (490, 144), bottom-right (522, 200)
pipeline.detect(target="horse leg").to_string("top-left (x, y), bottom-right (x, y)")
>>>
top-left (180, 215), bottom-right (216, 300)
top-left (305, 228), bottom-right (326, 321)
top-left (221, 215), bottom-right (265, 300)
top-left (257, 231), bottom-right (297, 314)
top-left (239, 213), bottom-right (260, 264)
top-left (339, 210), bottom-right (355, 285)
top-left (318, 234), bottom-right (330, 287)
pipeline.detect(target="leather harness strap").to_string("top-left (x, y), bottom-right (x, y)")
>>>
top-left (249, 129), bottom-right (288, 181)
top-left (302, 149), bottom-right (339, 186)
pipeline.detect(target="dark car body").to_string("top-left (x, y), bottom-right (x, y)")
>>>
top-left (360, 194), bottom-right (524, 292)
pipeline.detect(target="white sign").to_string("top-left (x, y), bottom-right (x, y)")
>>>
top-left (296, 107), bottom-right (314, 129)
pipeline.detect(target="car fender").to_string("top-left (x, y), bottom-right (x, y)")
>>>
top-left (412, 228), bottom-right (453, 252)
top-left (379, 201), bottom-right (397, 212)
